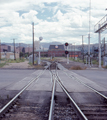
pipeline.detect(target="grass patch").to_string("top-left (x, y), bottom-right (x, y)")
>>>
top-left (0, 62), bottom-right (6, 68)
top-left (69, 57), bottom-right (84, 63)
top-left (105, 66), bottom-right (107, 69)
top-left (7, 58), bottom-right (25, 63)
top-left (92, 60), bottom-right (98, 65)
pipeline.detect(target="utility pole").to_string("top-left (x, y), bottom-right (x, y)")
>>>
top-left (13, 39), bottom-right (16, 60)
top-left (0, 40), bottom-right (1, 60)
top-left (88, 0), bottom-right (91, 67)
top-left (32, 22), bottom-right (34, 65)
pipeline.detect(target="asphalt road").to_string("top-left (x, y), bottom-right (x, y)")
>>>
top-left (0, 69), bottom-right (107, 104)
top-left (72, 69), bottom-right (107, 89)
top-left (0, 69), bottom-right (35, 89)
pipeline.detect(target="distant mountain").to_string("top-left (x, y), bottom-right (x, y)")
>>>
top-left (1, 43), bottom-right (30, 47)
top-left (41, 42), bottom-right (63, 48)
top-left (2, 42), bottom-right (63, 49)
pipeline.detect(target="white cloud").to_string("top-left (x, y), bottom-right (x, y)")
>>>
top-left (0, 0), bottom-right (107, 44)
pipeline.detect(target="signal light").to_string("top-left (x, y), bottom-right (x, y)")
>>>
top-left (65, 42), bottom-right (68, 46)
top-left (65, 50), bottom-right (69, 55)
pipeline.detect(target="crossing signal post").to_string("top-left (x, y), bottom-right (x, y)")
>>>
top-left (65, 42), bottom-right (69, 64)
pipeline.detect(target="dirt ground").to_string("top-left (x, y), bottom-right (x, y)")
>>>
top-left (2, 61), bottom-right (34, 69)
top-left (55, 57), bottom-right (100, 70)
top-left (58, 59), bottom-right (87, 70)
top-left (1, 58), bottom-right (98, 70)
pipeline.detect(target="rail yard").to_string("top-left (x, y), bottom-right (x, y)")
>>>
top-left (0, 60), bottom-right (107, 120)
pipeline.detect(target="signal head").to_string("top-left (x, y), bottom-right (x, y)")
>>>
top-left (65, 50), bottom-right (69, 55)
top-left (65, 42), bottom-right (69, 46)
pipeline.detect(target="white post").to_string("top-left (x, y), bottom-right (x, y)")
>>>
top-left (86, 55), bottom-right (87, 66)
top-left (38, 50), bottom-right (40, 64)
top-left (38, 37), bottom-right (43, 65)
top-left (38, 41), bottom-right (40, 65)
top-left (99, 30), bottom-right (101, 68)
top-left (86, 56), bottom-right (87, 65)
top-left (67, 46), bottom-right (69, 64)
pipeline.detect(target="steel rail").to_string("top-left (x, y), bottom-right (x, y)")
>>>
top-left (55, 72), bottom-right (88, 120)
top-left (57, 62), bottom-right (107, 100)
top-left (48, 72), bottom-right (56, 120)
top-left (63, 70), bottom-right (107, 100)
top-left (0, 66), bottom-right (49, 117)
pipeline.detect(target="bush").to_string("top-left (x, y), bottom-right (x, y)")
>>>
top-left (105, 66), bottom-right (107, 69)
top-left (69, 65), bottom-right (86, 70)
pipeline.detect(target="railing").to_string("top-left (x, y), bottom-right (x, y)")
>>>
top-left (94, 14), bottom-right (107, 33)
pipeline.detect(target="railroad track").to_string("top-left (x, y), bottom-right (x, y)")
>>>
top-left (49, 68), bottom-right (87, 120)
top-left (0, 65), bottom-right (50, 120)
top-left (56, 62), bottom-right (107, 120)
top-left (1, 62), bottom-right (107, 120)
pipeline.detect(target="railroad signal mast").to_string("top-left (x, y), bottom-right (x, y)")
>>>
top-left (94, 14), bottom-right (107, 68)
top-left (65, 42), bottom-right (69, 64)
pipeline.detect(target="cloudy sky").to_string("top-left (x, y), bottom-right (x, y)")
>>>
top-left (0, 0), bottom-right (107, 44)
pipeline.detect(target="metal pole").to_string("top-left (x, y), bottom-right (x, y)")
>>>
top-left (74, 43), bottom-right (75, 59)
top-left (67, 46), bottom-right (69, 64)
top-left (104, 37), bottom-right (105, 56)
top-left (28, 44), bottom-right (29, 57)
top-left (82, 35), bottom-right (84, 62)
top-left (88, 0), bottom-right (91, 67)
top-left (88, 34), bottom-right (90, 66)
top-left (38, 46), bottom-right (40, 64)
top-left (32, 22), bottom-right (34, 65)
top-left (86, 56), bottom-right (87, 65)
top-left (13, 39), bottom-right (16, 60)
top-left (99, 30), bottom-right (101, 68)
top-left (0, 40), bottom-right (1, 60)
top-left (19, 43), bottom-right (21, 60)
